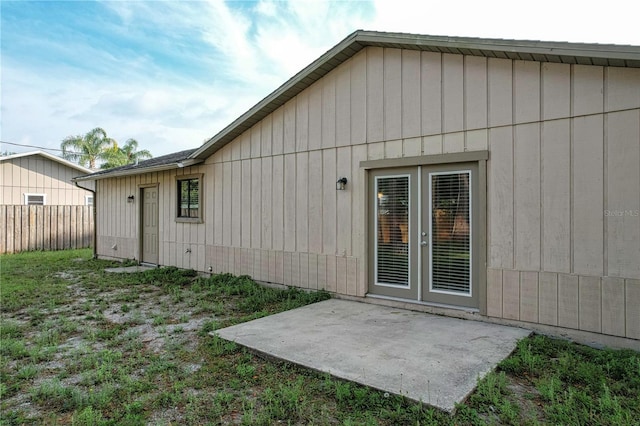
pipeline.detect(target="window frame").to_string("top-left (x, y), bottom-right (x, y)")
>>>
top-left (24, 193), bottom-right (46, 205)
top-left (175, 173), bottom-right (203, 223)
top-left (85, 195), bottom-right (94, 206)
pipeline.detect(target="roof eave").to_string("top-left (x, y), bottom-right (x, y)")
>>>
top-left (73, 158), bottom-right (203, 181)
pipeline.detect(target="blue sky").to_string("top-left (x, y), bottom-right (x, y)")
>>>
top-left (2, 0), bottom-right (638, 158)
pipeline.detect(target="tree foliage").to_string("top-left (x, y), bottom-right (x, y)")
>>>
top-left (60, 128), bottom-right (152, 169)
top-left (100, 138), bottom-right (152, 169)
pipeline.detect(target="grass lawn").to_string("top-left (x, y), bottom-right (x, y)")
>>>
top-left (1, 249), bottom-right (639, 425)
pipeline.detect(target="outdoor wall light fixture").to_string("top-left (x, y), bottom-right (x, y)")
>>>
top-left (336, 177), bottom-right (348, 190)
top-left (127, 195), bottom-right (135, 203)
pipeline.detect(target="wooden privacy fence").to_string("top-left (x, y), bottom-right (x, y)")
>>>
top-left (0, 205), bottom-right (94, 254)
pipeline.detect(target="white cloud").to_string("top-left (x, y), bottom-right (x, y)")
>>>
top-left (3, 0), bottom-right (640, 159)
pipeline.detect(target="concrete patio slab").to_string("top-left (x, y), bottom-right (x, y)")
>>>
top-left (215, 299), bottom-right (530, 412)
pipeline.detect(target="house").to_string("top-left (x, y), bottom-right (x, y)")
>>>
top-left (1, 150), bottom-right (95, 253)
top-left (1, 150), bottom-right (94, 206)
top-left (75, 31), bottom-right (640, 348)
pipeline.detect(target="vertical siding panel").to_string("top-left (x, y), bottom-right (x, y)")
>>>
top-left (0, 206), bottom-right (5, 254)
top-left (326, 255), bottom-right (337, 293)
top-left (336, 147), bottom-right (351, 256)
top-left (402, 49), bottom-right (421, 138)
top-left (519, 271), bottom-right (539, 323)
top-left (214, 163), bottom-right (223, 245)
top-left (383, 48), bottom-right (402, 141)
top-left (346, 257), bottom-right (357, 296)
top-left (606, 67), bottom-right (640, 111)
top-left (251, 158), bottom-right (262, 249)
top-left (514, 60), bottom-right (540, 123)
top-left (251, 123), bottom-right (261, 158)
top-left (296, 153), bottom-right (309, 252)
top-left (486, 268), bottom-right (503, 317)
top-left (601, 277), bottom-right (626, 337)
top-left (240, 129), bottom-right (253, 160)
top-left (606, 110), bottom-right (640, 279)
top-left (322, 72), bottom-right (336, 148)
top-left (232, 161), bottom-right (242, 247)
top-left (443, 132), bottom-right (464, 153)
top-left (351, 144), bottom-right (367, 295)
top-left (502, 269), bottom-right (520, 320)
top-left (261, 115), bottom-right (273, 157)
top-left (351, 50), bottom-right (367, 145)
top-left (261, 157), bottom-right (272, 249)
top-left (308, 82), bottom-right (323, 151)
top-left (443, 53), bottom-right (464, 133)
top-left (291, 252), bottom-right (300, 286)
top-left (625, 279), bottom-right (640, 339)
top-left (421, 52), bottom-right (442, 135)
top-left (488, 58), bottom-right (513, 127)
top-left (488, 127), bottom-right (514, 269)
top-left (322, 149), bottom-right (337, 255)
top-left (308, 253), bottom-right (318, 290)
top-left (223, 163), bottom-right (232, 246)
top-left (272, 107), bottom-right (284, 155)
top-left (336, 256), bottom-right (347, 295)
top-left (335, 63), bottom-right (351, 147)
top-left (317, 255), bottom-right (327, 290)
top-left (275, 251), bottom-right (284, 284)
top-left (296, 91), bottom-right (309, 151)
top-left (538, 272), bottom-right (558, 326)
top-left (542, 119), bottom-right (571, 272)
top-left (232, 133), bottom-right (242, 161)
top-left (367, 47), bottom-right (384, 142)
top-left (385, 139), bottom-right (403, 158)
top-left (572, 65), bottom-right (603, 116)
top-left (283, 251), bottom-right (292, 286)
top-left (579, 276), bottom-right (601, 333)
top-left (272, 155), bottom-right (284, 250)
top-left (284, 99), bottom-right (296, 154)
top-left (283, 154), bottom-right (296, 252)
top-left (423, 135), bottom-right (443, 155)
top-left (308, 150), bottom-right (323, 253)
top-left (403, 137), bottom-right (422, 157)
top-left (542, 63), bottom-right (571, 120)
top-left (573, 115), bottom-right (604, 276)
top-left (268, 250), bottom-right (277, 283)
top-left (558, 274), bottom-right (579, 329)
top-left (514, 123), bottom-right (541, 270)
top-left (464, 56), bottom-right (488, 130)
top-left (299, 252), bottom-right (309, 288)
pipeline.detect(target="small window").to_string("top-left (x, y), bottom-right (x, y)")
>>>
top-left (85, 195), bottom-right (94, 206)
top-left (24, 193), bottom-right (46, 205)
top-left (177, 177), bottom-right (200, 219)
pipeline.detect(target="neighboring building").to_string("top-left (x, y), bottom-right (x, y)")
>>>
top-left (1, 151), bottom-right (94, 205)
top-left (75, 31), bottom-right (640, 348)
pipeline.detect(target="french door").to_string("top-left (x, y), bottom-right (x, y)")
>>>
top-left (368, 163), bottom-right (479, 309)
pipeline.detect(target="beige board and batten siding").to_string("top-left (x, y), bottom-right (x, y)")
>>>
top-left (94, 45), bottom-right (640, 341)
top-left (96, 167), bottom-right (207, 269)
top-left (485, 61), bottom-right (640, 340)
top-left (0, 155), bottom-right (92, 205)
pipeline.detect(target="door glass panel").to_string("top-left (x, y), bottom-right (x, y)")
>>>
top-left (430, 171), bottom-right (471, 294)
top-left (375, 176), bottom-right (409, 286)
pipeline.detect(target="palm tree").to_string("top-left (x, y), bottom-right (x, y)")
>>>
top-left (60, 127), bottom-right (116, 169)
top-left (100, 138), bottom-right (152, 169)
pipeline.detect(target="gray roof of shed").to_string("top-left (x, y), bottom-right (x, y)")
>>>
top-left (191, 30), bottom-right (640, 160)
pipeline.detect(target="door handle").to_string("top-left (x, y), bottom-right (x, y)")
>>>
top-left (420, 240), bottom-right (428, 246)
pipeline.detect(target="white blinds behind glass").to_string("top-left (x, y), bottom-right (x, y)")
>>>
top-left (430, 172), bottom-right (471, 294)
top-left (376, 176), bottom-right (409, 286)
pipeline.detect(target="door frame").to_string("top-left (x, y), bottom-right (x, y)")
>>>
top-left (361, 151), bottom-right (488, 314)
top-left (139, 183), bottom-right (160, 265)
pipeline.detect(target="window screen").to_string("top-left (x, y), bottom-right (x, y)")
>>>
top-left (430, 171), bottom-right (471, 294)
top-left (375, 176), bottom-right (409, 286)
top-left (177, 178), bottom-right (199, 218)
